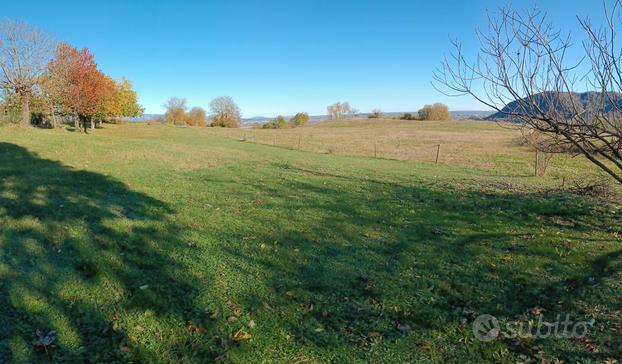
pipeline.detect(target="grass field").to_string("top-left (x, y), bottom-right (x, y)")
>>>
top-left (0, 121), bottom-right (621, 363)
top-left (205, 119), bottom-right (614, 184)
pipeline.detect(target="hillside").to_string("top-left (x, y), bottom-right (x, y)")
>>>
top-left (487, 91), bottom-right (622, 120)
top-left (0, 124), bottom-right (620, 363)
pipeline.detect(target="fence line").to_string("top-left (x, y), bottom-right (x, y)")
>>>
top-left (202, 128), bottom-right (446, 164)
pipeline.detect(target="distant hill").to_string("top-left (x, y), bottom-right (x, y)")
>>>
top-left (486, 91), bottom-right (622, 120)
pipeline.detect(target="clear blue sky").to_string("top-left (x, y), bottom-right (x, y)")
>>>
top-left (2, 0), bottom-right (607, 116)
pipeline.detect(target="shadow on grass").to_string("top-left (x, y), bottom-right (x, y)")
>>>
top-left (0, 142), bottom-right (620, 362)
top-left (211, 163), bottom-right (621, 361)
top-left (0, 143), bottom-right (217, 362)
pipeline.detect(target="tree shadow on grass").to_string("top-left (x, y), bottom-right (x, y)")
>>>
top-left (0, 143), bottom-right (218, 363)
top-left (212, 163), bottom-right (621, 361)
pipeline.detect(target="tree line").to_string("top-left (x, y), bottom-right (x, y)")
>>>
top-left (163, 96), bottom-right (242, 128)
top-left (0, 19), bottom-right (143, 132)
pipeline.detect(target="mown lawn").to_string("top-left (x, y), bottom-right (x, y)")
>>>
top-left (0, 124), bottom-right (620, 363)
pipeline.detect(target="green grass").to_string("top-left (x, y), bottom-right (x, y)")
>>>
top-left (0, 123), bottom-right (620, 363)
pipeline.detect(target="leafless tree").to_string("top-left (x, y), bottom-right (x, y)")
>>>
top-left (209, 96), bottom-right (241, 128)
top-left (0, 19), bottom-right (55, 126)
top-left (327, 101), bottom-right (355, 120)
top-left (434, 4), bottom-right (622, 184)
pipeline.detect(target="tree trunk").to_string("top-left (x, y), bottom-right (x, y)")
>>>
top-left (20, 92), bottom-right (30, 127)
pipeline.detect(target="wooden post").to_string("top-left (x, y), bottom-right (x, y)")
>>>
top-left (435, 144), bottom-right (441, 164)
top-left (535, 149), bottom-right (539, 177)
top-left (374, 139), bottom-right (378, 158)
top-left (298, 135), bottom-right (302, 150)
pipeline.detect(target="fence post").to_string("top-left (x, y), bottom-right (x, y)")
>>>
top-left (374, 139), bottom-right (378, 158)
top-left (298, 135), bottom-right (302, 150)
top-left (435, 144), bottom-right (441, 164)
top-left (534, 149), bottom-right (539, 177)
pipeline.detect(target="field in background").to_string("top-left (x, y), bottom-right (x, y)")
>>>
top-left (204, 119), bottom-right (610, 185)
top-left (0, 123), bottom-right (620, 363)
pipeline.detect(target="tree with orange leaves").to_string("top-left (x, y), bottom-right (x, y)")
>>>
top-left (47, 43), bottom-right (107, 132)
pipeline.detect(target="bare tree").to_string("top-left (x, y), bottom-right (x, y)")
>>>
top-left (209, 96), bottom-right (240, 127)
top-left (434, 4), bottom-right (622, 184)
top-left (0, 19), bottom-right (55, 126)
top-left (327, 101), bottom-right (355, 120)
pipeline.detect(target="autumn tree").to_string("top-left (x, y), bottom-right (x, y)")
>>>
top-left (0, 19), bottom-right (55, 126)
top-left (46, 43), bottom-right (107, 132)
top-left (164, 97), bottom-right (188, 125)
top-left (115, 77), bottom-right (143, 119)
top-left (418, 103), bottom-right (450, 120)
top-left (188, 106), bottom-right (206, 126)
top-left (93, 74), bottom-right (118, 128)
top-left (209, 96), bottom-right (241, 127)
top-left (289, 112), bottom-right (309, 126)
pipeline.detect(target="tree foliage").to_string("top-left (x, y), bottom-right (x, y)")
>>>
top-left (188, 106), bottom-right (207, 127)
top-left (115, 78), bottom-right (143, 118)
top-left (418, 103), bottom-right (450, 120)
top-left (289, 112), bottom-right (309, 126)
top-left (44, 42), bottom-right (143, 131)
top-left (164, 97), bottom-right (188, 125)
top-left (46, 43), bottom-right (107, 131)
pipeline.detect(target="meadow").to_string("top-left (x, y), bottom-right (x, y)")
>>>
top-left (0, 120), bottom-right (620, 363)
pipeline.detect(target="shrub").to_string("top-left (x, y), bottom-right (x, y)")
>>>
top-left (418, 103), bottom-right (450, 120)
top-left (289, 112), bottom-right (309, 127)
top-left (368, 109), bottom-right (383, 119)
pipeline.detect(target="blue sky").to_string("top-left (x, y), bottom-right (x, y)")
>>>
top-left (2, 0), bottom-right (607, 116)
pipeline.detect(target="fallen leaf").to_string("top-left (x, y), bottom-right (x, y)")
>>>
top-left (420, 341), bottom-right (432, 351)
top-left (232, 328), bottom-right (252, 341)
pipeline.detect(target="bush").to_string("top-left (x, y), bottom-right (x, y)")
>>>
top-left (289, 112), bottom-right (309, 127)
top-left (418, 103), bottom-right (450, 120)
top-left (368, 109), bottom-right (382, 119)
top-left (261, 115), bottom-right (287, 129)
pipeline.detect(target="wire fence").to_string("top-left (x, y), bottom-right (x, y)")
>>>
top-left (203, 128), bottom-right (447, 164)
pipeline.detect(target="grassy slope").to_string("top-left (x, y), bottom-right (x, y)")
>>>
top-left (0, 123), bottom-right (620, 363)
